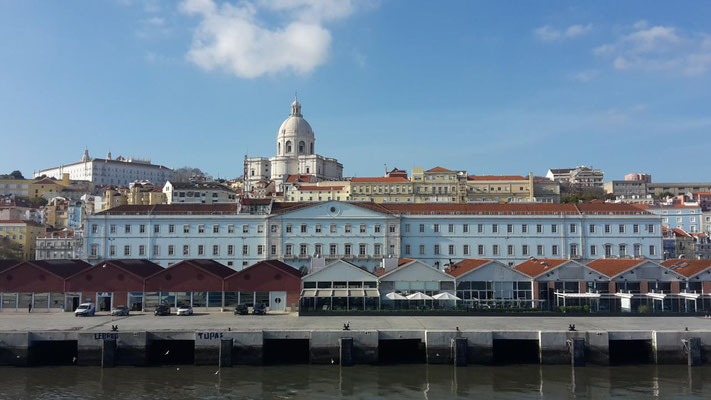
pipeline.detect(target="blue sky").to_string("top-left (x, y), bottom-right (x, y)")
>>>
top-left (1, 0), bottom-right (710, 181)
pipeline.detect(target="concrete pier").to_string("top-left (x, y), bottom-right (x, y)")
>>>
top-left (2, 328), bottom-right (711, 367)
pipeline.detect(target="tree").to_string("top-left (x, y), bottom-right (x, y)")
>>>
top-left (172, 166), bottom-right (211, 182)
top-left (0, 237), bottom-right (22, 260)
top-left (29, 197), bottom-right (48, 208)
top-left (9, 170), bottom-right (24, 179)
top-left (559, 182), bottom-right (605, 203)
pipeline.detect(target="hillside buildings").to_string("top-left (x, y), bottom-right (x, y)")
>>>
top-left (163, 181), bottom-right (237, 204)
top-left (0, 220), bottom-right (46, 260)
top-left (35, 150), bottom-right (173, 186)
top-left (546, 166), bottom-right (604, 188)
top-left (244, 99), bottom-right (343, 194)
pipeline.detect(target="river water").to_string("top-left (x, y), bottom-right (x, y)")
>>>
top-left (0, 364), bottom-right (709, 399)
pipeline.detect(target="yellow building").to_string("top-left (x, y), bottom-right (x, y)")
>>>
top-left (100, 184), bottom-right (166, 211)
top-left (411, 166), bottom-right (467, 203)
top-left (0, 220), bottom-right (47, 260)
top-left (286, 181), bottom-right (351, 202)
top-left (465, 173), bottom-right (535, 202)
top-left (350, 177), bottom-right (413, 203)
top-left (0, 174), bottom-right (69, 200)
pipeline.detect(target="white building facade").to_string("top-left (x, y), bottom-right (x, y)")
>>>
top-left (163, 181), bottom-right (237, 204)
top-left (244, 100), bottom-right (343, 193)
top-left (35, 150), bottom-right (173, 186)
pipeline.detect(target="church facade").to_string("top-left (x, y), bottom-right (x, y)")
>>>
top-left (244, 99), bottom-right (343, 193)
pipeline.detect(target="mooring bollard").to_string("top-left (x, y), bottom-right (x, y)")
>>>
top-left (568, 338), bottom-right (585, 367)
top-left (339, 337), bottom-right (354, 366)
top-left (452, 337), bottom-right (468, 367)
top-left (101, 339), bottom-right (116, 368)
top-left (683, 338), bottom-right (702, 367)
top-left (219, 339), bottom-right (233, 367)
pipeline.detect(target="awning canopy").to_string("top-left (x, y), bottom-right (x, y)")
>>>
top-left (301, 289), bottom-right (317, 298)
top-left (615, 292), bottom-right (635, 299)
top-left (646, 292), bottom-right (667, 300)
top-left (679, 292), bottom-right (701, 300)
top-left (385, 292), bottom-right (407, 300)
top-left (301, 289), bottom-right (380, 298)
top-left (433, 292), bottom-right (461, 301)
top-left (555, 292), bottom-right (601, 299)
top-left (407, 292), bottom-right (433, 300)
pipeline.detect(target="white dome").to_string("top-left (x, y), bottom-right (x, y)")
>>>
top-left (277, 100), bottom-right (314, 139)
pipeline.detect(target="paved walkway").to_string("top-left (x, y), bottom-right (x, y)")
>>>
top-left (1, 312), bottom-right (711, 332)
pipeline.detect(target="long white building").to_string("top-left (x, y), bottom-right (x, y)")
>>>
top-left (84, 201), bottom-right (663, 270)
top-left (244, 99), bottom-right (343, 193)
top-left (35, 150), bottom-right (173, 186)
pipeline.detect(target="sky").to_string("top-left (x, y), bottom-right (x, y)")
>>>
top-left (1, 0), bottom-right (710, 181)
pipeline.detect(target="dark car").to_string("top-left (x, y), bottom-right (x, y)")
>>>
top-left (154, 304), bottom-right (171, 316)
top-left (111, 305), bottom-right (129, 316)
top-left (234, 304), bottom-right (249, 315)
top-left (252, 303), bottom-right (267, 315)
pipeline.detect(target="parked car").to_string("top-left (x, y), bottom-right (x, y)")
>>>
top-left (176, 306), bottom-right (193, 316)
top-left (154, 304), bottom-right (171, 316)
top-left (74, 303), bottom-right (96, 317)
top-left (252, 303), bottom-right (267, 315)
top-left (111, 305), bottom-right (129, 316)
top-left (234, 304), bottom-right (249, 315)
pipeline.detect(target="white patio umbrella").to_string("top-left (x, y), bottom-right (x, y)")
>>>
top-left (385, 292), bottom-right (407, 300)
top-left (432, 292), bottom-right (461, 301)
top-left (406, 292), bottom-right (434, 300)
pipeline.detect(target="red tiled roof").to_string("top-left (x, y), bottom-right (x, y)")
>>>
top-left (398, 258), bottom-right (414, 267)
top-left (586, 259), bottom-right (646, 277)
top-left (672, 228), bottom-right (691, 238)
top-left (575, 202), bottom-right (652, 215)
top-left (661, 259), bottom-right (711, 278)
top-left (101, 259), bottom-right (164, 278)
top-left (467, 175), bottom-right (527, 181)
top-left (351, 177), bottom-right (410, 183)
top-left (22, 260), bottom-right (92, 278)
top-left (514, 259), bottom-right (570, 277)
top-left (445, 259), bottom-right (493, 277)
top-left (228, 259), bottom-right (302, 279)
top-left (295, 186), bottom-right (345, 191)
top-left (179, 259), bottom-right (235, 278)
top-left (0, 260), bottom-right (19, 273)
top-left (426, 166), bottom-right (453, 173)
top-left (378, 203), bottom-right (580, 215)
top-left (285, 174), bottom-right (314, 183)
top-left (96, 204), bottom-right (240, 215)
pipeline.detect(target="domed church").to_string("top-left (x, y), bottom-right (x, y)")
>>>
top-left (244, 98), bottom-right (343, 193)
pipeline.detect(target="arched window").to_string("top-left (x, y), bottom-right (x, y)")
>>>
top-left (278, 142), bottom-right (281, 155)
top-left (286, 141), bottom-right (292, 153)
top-left (299, 141), bottom-right (305, 154)
top-left (310, 142), bottom-right (313, 154)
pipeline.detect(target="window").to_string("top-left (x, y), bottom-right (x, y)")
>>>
top-left (198, 245), bottom-right (205, 255)
top-left (257, 225), bottom-right (264, 233)
top-left (270, 245), bottom-right (277, 256)
top-left (604, 224), bottom-right (611, 233)
top-left (619, 224), bottom-right (625, 233)
top-left (109, 245), bottom-right (116, 256)
top-left (522, 224), bottom-right (528, 234)
top-left (212, 225), bottom-right (219, 233)
top-left (633, 224), bottom-right (639, 234)
top-left (434, 245), bottom-right (440, 255)
top-left (359, 243), bottom-right (367, 256)
top-left (419, 224), bottom-right (425, 233)
top-left (536, 224), bottom-right (543, 233)
top-left (360, 224), bottom-right (366, 233)
top-left (570, 244), bottom-right (578, 257)
top-left (507, 244), bottom-right (514, 256)
top-left (300, 224), bottom-right (307, 233)
top-left (647, 224), bottom-right (655, 233)
top-left (478, 224), bottom-right (484, 233)
top-left (463, 244), bottom-right (470, 256)
top-left (198, 225), bottom-right (205, 233)
top-left (257, 245), bottom-right (264, 255)
top-left (139, 245), bottom-right (145, 256)
top-left (329, 244), bottom-right (337, 256)
top-left (507, 224), bottom-right (513, 234)
top-left (649, 245), bottom-right (656, 256)
top-left (374, 244), bottom-right (382, 256)
top-left (633, 244), bottom-right (641, 257)
top-left (242, 245), bottom-right (249, 255)
top-left (448, 244), bottom-right (455, 255)
top-left (345, 224), bottom-right (351, 233)
top-left (316, 224), bottom-right (322, 233)
top-left (619, 244), bottom-right (627, 257)
top-left (243, 225), bottom-right (250, 233)
top-left (212, 245), bottom-right (219, 256)
top-left (493, 245), bottom-right (499, 256)
top-left (330, 224), bottom-right (337, 233)
top-left (551, 224), bottom-right (558, 234)
top-left (374, 224), bottom-right (381, 233)
top-left (153, 245), bottom-right (160, 256)
top-left (537, 245), bottom-right (544, 256)
top-left (492, 224), bottom-right (499, 233)
top-left (91, 224), bottom-right (98, 234)
top-left (405, 244), bottom-right (411, 255)
top-left (569, 224), bottom-right (576, 233)
top-left (344, 244), bottom-right (352, 256)
top-left (169, 224), bottom-right (175, 233)
top-left (419, 244), bottom-right (425, 255)
top-left (590, 245), bottom-right (597, 256)
top-left (110, 224), bottom-right (116, 234)
top-left (552, 245), bottom-right (559, 256)
top-left (168, 245), bottom-right (175, 256)
top-left (448, 224), bottom-right (454, 233)
top-left (463, 224), bottom-right (469, 233)
top-left (139, 224), bottom-right (146, 233)
top-left (183, 245), bottom-right (189, 256)
top-left (227, 245), bottom-right (234, 256)
top-left (183, 225), bottom-right (190, 233)
top-left (300, 244), bottom-right (308, 257)
top-left (604, 244), bottom-right (612, 257)
top-left (154, 225), bottom-right (160, 233)
top-left (521, 244), bottom-right (529, 256)
top-left (270, 224), bottom-right (277, 233)
top-left (125, 225), bottom-right (131, 234)
top-left (589, 224), bottom-right (596, 234)
top-left (478, 244), bottom-right (485, 256)
top-left (389, 224), bottom-right (396, 233)
top-left (286, 224), bottom-right (292, 233)
top-left (285, 244), bottom-right (293, 256)
top-left (434, 224), bottom-right (440, 233)
top-left (405, 224), bottom-right (411, 233)
top-left (124, 245), bottom-right (131, 256)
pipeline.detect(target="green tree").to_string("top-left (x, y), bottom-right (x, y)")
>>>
top-left (9, 170), bottom-right (24, 179)
top-left (29, 197), bottom-right (48, 207)
top-left (0, 237), bottom-right (22, 260)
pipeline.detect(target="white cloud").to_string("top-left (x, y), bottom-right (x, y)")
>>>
top-left (179, 0), bottom-right (363, 78)
top-left (570, 69), bottom-right (599, 82)
top-left (534, 24), bottom-right (592, 42)
top-left (595, 23), bottom-right (711, 76)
